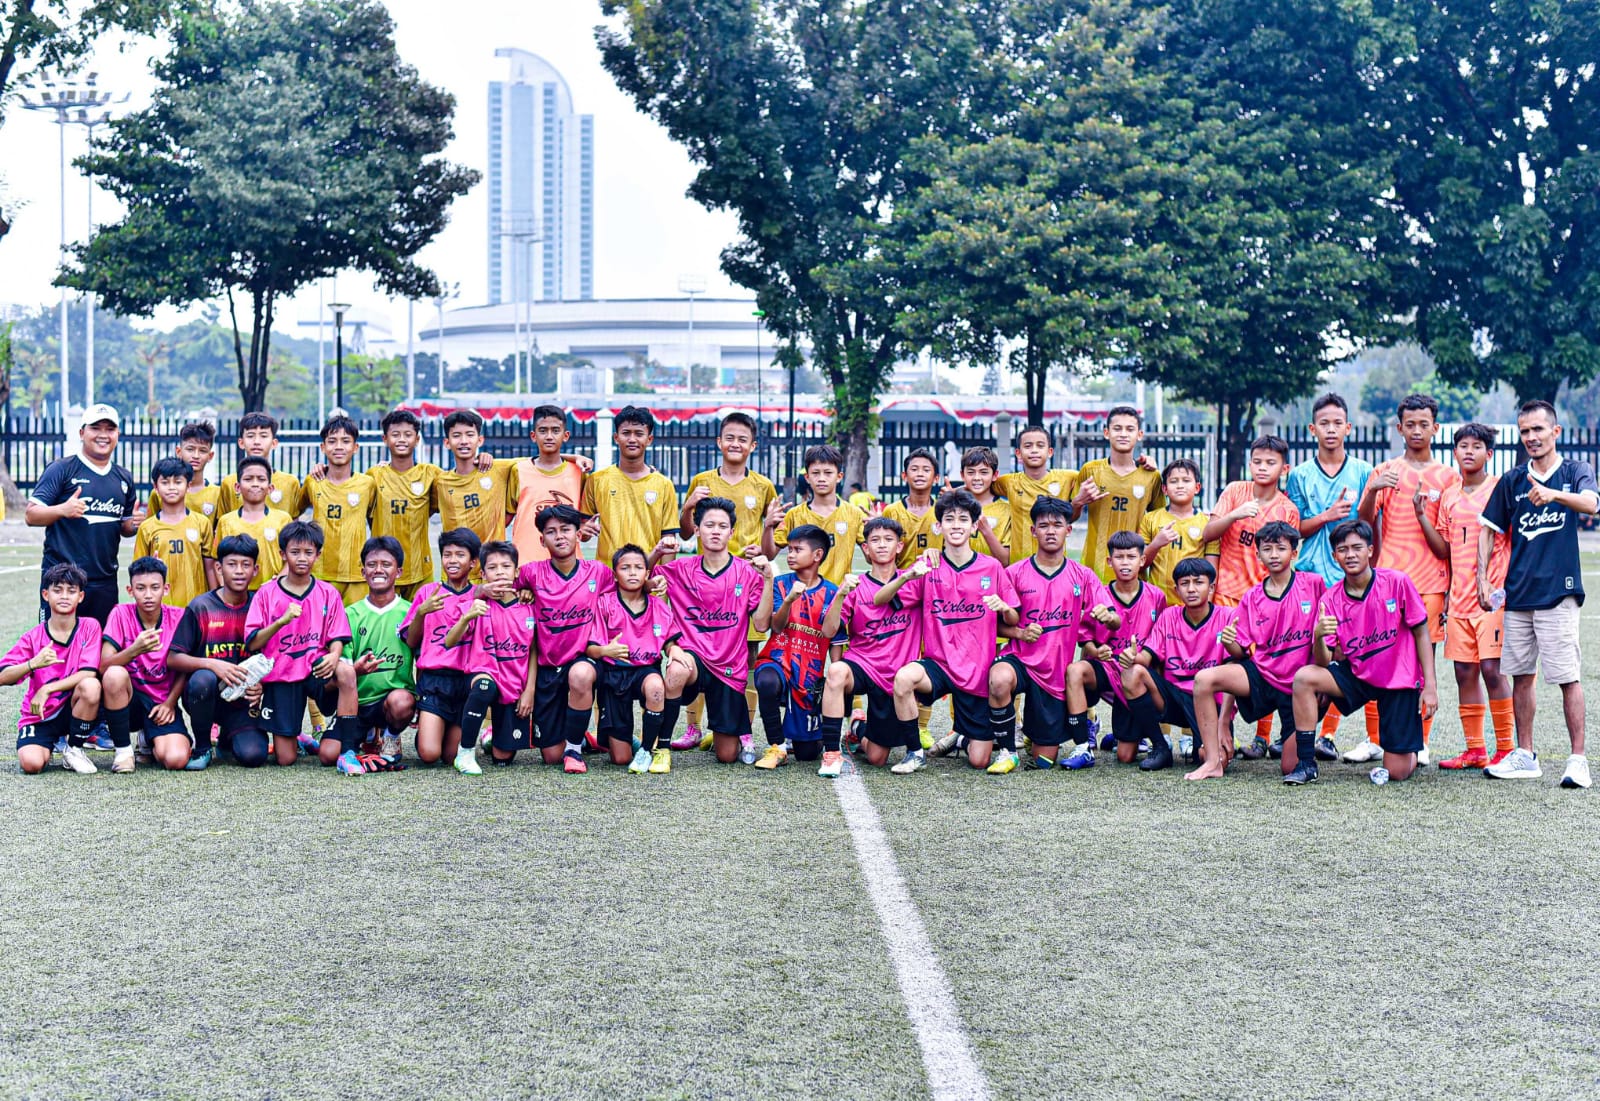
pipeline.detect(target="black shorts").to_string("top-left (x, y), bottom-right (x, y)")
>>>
top-left (416, 669), bottom-right (468, 722)
top-left (16, 709), bottom-right (71, 750)
top-left (995, 655), bottom-right (1067, 746)
top-left (534, 661), bottom-right (595, 748)
top-left (1147, 668), bottom-right (1201, 734)
top-left (491, 701), bottom-right (535, 752)
top-left (131, 689), bottom-right (189, 742)
top-left (1328, 662), bottom-right (1424, 754)
top-left (258, 677), bottom-right (336, 738)
top-left (1234, 658), bottom-right (1295, 729)
top-left (914, 659), bottom-right (990, 741)
top-left (679, 651), bottom-right (752, 738)
top-left (1082, 660), bottom-right (1134, 743)
top-left (837, 659), bottom-right (899, 747)
top-left (356, 695), bottom-right (413, 733)
top-left (598, 663), bottom-right (659, 741)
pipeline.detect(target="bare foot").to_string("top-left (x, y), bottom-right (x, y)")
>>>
top-left (1183, 763), bottom-right (1226, 780)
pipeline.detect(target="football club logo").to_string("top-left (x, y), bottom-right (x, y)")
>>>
top-left (980, 577), bottom-right (991, 590)
top-left (347, 492), bottom-right (361, 506)
top-left (120, 481), bottom-right (130, 494)
top-left (479, 477), bottom-right (493, 490)
top-left (410, 481), bottom-right (424, 495)
top-left (835, 521), bottom-right (847, 534)
top-left (264, 527), bottom-right (278, 542)
top-left (186, 528), bottom-right (200, 542)
top-left (202, 502), bottom-right (215, 515)
top-left (1188, 526), bottom-right (1201, 540)
top-left (734, 583), bottom-right (744, 597)
top-left (1385, 599), bottom-right (1397, 612)
top-left (652, 624), bottom-right (663, 637)
top-left (1300, 601), bottom-right (1312, 613)
top-left (744, 495), bottom-right (757, 509)
top-left (525, 616), bottom-right (536, 630)
top-left (269, 489), bottom-right (283, 503)
top-left (1048, 482), bottom-right (1061, 494)
top-left (1073, 584), bottom-right (1082, 597)
top-left (645, 491), bottom-right (658, 504)
top-left (587, 579), bottom-right (597, 592)
top-left (1132, 485), bottom-right (1145, 499)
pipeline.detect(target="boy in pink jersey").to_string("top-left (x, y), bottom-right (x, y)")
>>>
top-left (0, 563), bottom-right (105, 774)
top-left (992, 497), bottom-right (1118, 773)
top-left (589, 544), bottom-right (681, 774)
top-left (1118, 558), bottom-right (1235, 771)
top-left (244, 521), bottom-right (363, 774)
top-left (401, 528), bottom-right (480, 766)
top-left (1187, 522), bottom-right (1324, 780)
top-left (1288, 519), bottom-right (1438, 785)
top-left (517, 504), bottom-right (613, 770)
top-left (1063, 531), bottom-right (1168, 769)
top-left (658, 496), bottom-right (777, 763)
top-left (100, 556), bottom-right (188, 771)
top-left (877, 489), bottom-right (1020, 775)
top-left (751, 524), bottom-right (839, 773)
top-left (446, 541), bottom-right (539, 773)
top-left (820, 516), bottom-right (923, 771)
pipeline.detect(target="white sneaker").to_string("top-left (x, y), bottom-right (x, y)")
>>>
top-left (890, 751), bottom-right (928, 775)
top-left (1341, 740), bottom-right (1383, 763)
top-left (453, 747), bottom-right (483, 776)
top-left (111, 747), bottom-right (135, 773)
top-left (61, 744), bottom-right (97, 774)
top-left (1560, 755), bottom-right (1591, 789)
top-left (1485, 746), bottom-right (1541, 780)
top-left (1416, 745), bottom-right (1431, 767)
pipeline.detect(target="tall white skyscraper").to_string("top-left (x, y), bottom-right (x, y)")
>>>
top-left (488, 49), bottom-right (594, 304)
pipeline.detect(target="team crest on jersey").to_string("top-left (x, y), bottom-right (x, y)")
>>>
top-left (645, 491), bottom-right (658, 504)
top-left (1188, 526), bottom-right (1201, 540)
top-left (479, 477), bottom-right (493, 490)
top-left (202, 502), bottom-right (214, 515)
top-left (410, 481), bottom-right (424, 495)
top-left (1132, 485), bottom-right (1145, 499)
top-left (186, 528), bottom-right (200, 542)
top-left (525, 616), bottom-right (537, 630)
top-left (980, 577), bottom-right (991, 590)
top-left (586, 579), bottom-right (597, 592)
top-left (1048, 482), bottom-right (1061, 494)
top-left (1385, 599), bottom-right (1397, 612)
top-left (835, 521), bottom-right (847, 534)
top-left (652, 624), bottom-right (663, 637)
top-left (269, 489), bottom-right (283, 503)
top-left (734, 583), bottom-right (744, 596)
top-left (1427, 489), bottom-right (1440, 501)
top-left (1073, 584), bottom-right (1082, 597)
top-left (264, 528), bottom-right (278, 542)
top-left (744, 495), bottom-right (757, 509)
top-left (1300, 601), bottom-right (1312, 613)
top-left (120, 480), bottom-right (130, 494)
top-left (347, 492), bottom-right (361, 506)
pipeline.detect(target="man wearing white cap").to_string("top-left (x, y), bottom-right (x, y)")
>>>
top-left (25, 404), bottom-right (146, 624)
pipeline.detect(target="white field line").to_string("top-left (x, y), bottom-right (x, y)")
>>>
top-left (834, 769), bottom-right (992, 1101)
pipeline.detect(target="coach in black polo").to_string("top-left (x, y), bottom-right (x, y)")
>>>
top-left (24, 403), bottom-right (146, 624)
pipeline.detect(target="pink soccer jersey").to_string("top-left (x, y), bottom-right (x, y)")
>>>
top-left (1147, 604), bottom-right (1236, 693)
top-left (397, 581), bottom-right (474, 671)
top-left (244, 577), bottom-right (352, 683)
top-left (103, 602), bottom-right (184, 701)
top-left (593, 592), bottom-right (679, 667)
top-left (1007, 557), bottom-right (1109, 699)
top-left (461, 597), bottom-right (538, 704)
top-left (3, 619), bottom-right (102, 728)
top-left (656, 555), bottom-right (766, 689)
top-left (1090, 581), bottom-right (1169, 702)
top-left (1320, 568), bottom-right (1426, 691)
top-left (839, 574), bottom-right (923, 694)
top-left (520, 559), bottom-right (616, 666)
top-left (897, 553), bottom-right (1019, 696)
top-left (1235, 571), bottom-right (1326, 692)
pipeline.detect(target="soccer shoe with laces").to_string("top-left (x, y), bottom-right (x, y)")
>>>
top-left (648, 748), bottom-right (673, 774)
top-left (754, 744), bottom-right (790, 769)
top-left (453, 747), bottom-right (483, 776)
top-left (1139, 738), bottom-right (1173, 772)
top-left (111, 748), bottom-right (135, 774)
top-left (1062, 742), bottom-right (1096, 770)
top-left (87, 723), bottom-right (115, 751)
top-left (185, 749), bottom-right (213, 771)
top-left (818, 751), bottom-right (844, 778)
top-left (929, 733), bottom-right (962, 758)
top-left (1341, 740), bottom-right (1383, 764)
top-left (1238, 734), bottom-right (1268, 760)
top-left (335, 750), bottom-right (366, 776)
top-left (296, 732), bottom-right (320, 757)
top-left (1267, 737), bottom-right (1284, 760)
top-left (1282, 761), bottom-right (1318, 785)
top-left (563, 752), bottom-right (588, 774)
top-left (986, 750), bottom-right (1020, 775)
top-left (1439, 747), bottom-right (1489, 770)
top-left (60, 744), bottom-right (97, 774)
top-left (584, 729), bottom-right (601, 754)
top-left (1487, 747), bottom-right (1514, 768)
top-left (628, 746), bottom-right (653, 774)
top-left (919, 727), bottom-right (934, 751)
top-left (669, 723), bottom-right (702, 751)
top-left (1560, 755), bottom-right (1591, 789)
top-left (1314, 736), bottom-right (1339, 761)
top-left (1485, 747), bottom-right (1540, 780)
top-left (890, 750), bottom-right (927, 775)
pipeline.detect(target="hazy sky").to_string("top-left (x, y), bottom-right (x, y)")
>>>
top-left (0, 0), bottom-right (748, 337)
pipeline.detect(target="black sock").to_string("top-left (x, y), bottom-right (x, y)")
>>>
top-left (69, 716), bottom-right (93, 747)
top-left (103, 705), bottom-right (132, 749)
top-left (1126, 693), bottom-right (1162, 744)
top-left (660, 697), bottom-right (683, 744)
top-left (820, 714), bottom-right (843, 752)
top-left (459, 677), bottom-right (496, 752)
top-left (1295, 728), bottom-right (1316, 766)
top-left (641, 708), bottom-right (665, 752)
top-left (900, 716), bottom-right (922, 753)
top-left (1065, 711), bottom-right (1087, 746)
top-left (990, 705), bottom-right (1016, 752)
top-left (755, 667), bottom-right (785, 745)
top-left (564, 706), bottom-right (590, 747)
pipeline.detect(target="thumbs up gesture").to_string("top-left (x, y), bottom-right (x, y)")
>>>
top-left (600, 635), bottom-right (631, 661)
top-left (59, 488), bottom-right (87, 519)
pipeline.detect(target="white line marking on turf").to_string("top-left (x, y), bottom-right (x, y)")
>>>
top-left (835, 770), bottom-right (992, 1101)
top-left (0, 566), bottom-right (36, 575)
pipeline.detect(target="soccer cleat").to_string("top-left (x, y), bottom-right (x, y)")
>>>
top-left (1417, 745), bottom-right (1431, 767)
top-left (584, 729), bottom-right (601, 754)
top-left (1267, 737), bottom-right (1284, 760)
top-left (1487, 747), bottom-right (1514, 768)
top-left (297, 732), bottom-right (320, 757)
top-left (1342, 740), bottom-right (1383, 764)
top-left (1485, 747), bottom-right (1540, 780)
top-left (1237, 734), bottom-right (1268, 760)
top-left (697, 728), bottom-right (715, 750)
top-left (1282, 762), bottom-right (1318, 786)
top-left (738, 735), bottom-right (758, 765)
top-left (648, 748), bottom-right (673, 774)
top-left (1139, 737), bottom-right (1174, 772)
top-left (1026, 754), bottom-right (1055, 770)
top-left (818, 751), bottom-right (844, 778)
top-left (845, 717), bottom-right (865, 753)
top-left (1314, 736), bottom-right (1339, 762)
top-left (111, 748), bottom-right (135, 774)
top-left (87, 724), bottom-right (115, 752)
top-left (1062, 742), bottom-right (1096, 770)
top-left (929, 733), bottom-right (961, 758)
top-left (628, 746), bottom-right (653, 774)
top-left (564, 752), bottom-right (588, 775)
top-left (669, 723), bottom-right (702, 751)
top-left (986, 750), bottom-right (1020, 775)
top-left (890, 750), bottom-right (927, 775)
top-left (380, 733), bottom-right (402, 760)
top-left (453, 747), bottom-right (483, 776)
top-left (1439, 747), bottom-right (1489, 770)
top-left (335, 749), bottom-right (366, 776)
top-left (61, 744), bottom-right (97, 774)
top-left (185, 749), bottom-right (213, 771)
top-left (1560, 755), bottom-right (1591, 790)
top-left (754, 744), bottom-right (790, 770)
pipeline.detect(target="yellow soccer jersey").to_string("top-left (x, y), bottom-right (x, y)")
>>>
top-left (582, 465), bottom-right (680, 567)
top-left (1076, 459), bottom-right (1166, 582)
top-left (881, 499), bottom-right (939, 568)
top-left (219, 470), bottom-right (307, 518)
top-left (995, 469), bottom-right (1078, 563)
top-left (211, 508), bottom-right (294, 590)
top-left (368, 461), bottom-right (440, 586)
top-left (687, 469), bottom-right (778, 556)
top-left (776, 500), bottom-right (867, 586)
top-left (435, 459), bottom-right (519, 548)
top-left (975, 499), bottom-right (1012, 559)
top-left (303, 473), bottom-right (377, 583)
top-left (147, 483), bottom-right (224, 525)
top-left (1138, 508), bottom-right (1217, 602)
top-left (134, 509), bottom-right (214, 608)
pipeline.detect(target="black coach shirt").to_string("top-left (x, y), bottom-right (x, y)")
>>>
top-left (1480, 457), bottom-right (1598, 610)
top-left (29, 455), bottom-right (138, 583)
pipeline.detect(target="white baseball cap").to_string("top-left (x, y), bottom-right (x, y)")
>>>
top-left (79, 403), bottom-right (121, 429)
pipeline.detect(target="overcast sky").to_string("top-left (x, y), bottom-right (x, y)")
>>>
top-left (0, 0), bottom-right (748, 337)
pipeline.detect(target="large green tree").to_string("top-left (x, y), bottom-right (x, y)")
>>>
top-left (597, 0), bottom-right (1001, 482)
top-left (1374, 0), bottom-right (1600, 404)
top-left (61, 0), bottom-right (477, 411)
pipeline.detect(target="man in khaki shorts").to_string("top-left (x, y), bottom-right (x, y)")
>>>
top-left (1479, 400), bottom-right (1599, 788)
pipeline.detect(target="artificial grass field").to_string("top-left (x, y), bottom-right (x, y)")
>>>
top-left (3, 531), bottom-right (1600, 1100)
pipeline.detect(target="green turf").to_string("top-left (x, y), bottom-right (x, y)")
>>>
top-left (4, 528), bottom-right (1600, 1099)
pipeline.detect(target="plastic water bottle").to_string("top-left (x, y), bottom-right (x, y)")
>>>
top-left (1369, 767), bottom-right (1390, 786)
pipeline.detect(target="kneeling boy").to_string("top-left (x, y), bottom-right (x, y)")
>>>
top-left (1, 564), bottom-right (105, 774)
top-left (589, 545), bottom-right (680, 773)
top-left (752, 523), bottom-right (838, 771)
top-left (449, 541), bottom-right (538, 772)
top-left (100, 557), bottom-right (188, 771)
top-left (401, 528), bottom-right (480, 766)
top-left (347, 537), bottom-right (417, 760)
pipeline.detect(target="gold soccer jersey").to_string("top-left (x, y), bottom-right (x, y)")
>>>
top-left (1076, 459), bottom-right (1166, 582)
top-left (211, 508), bottom-right (294, 590)
top-left (775, 501), bottom-right (867, 586)
top-left (995, 469), bottom-right (1078, 563)
top-left (135, 509), bottom-right (214, 608)
top-left (881, 499), bottom-right (939, 568)
top-left (303, 473), bottom-right (377, 582)
top-left (687, 469), bottom-right (778, 556)
top-left (435, 459), bottom-right (520, 547)
top-left (220, 470), bottom-right (306, 517)
top-left (582, 466), bottom-right (680, 567)
top-left (368, 462), bottom-right (440, 587)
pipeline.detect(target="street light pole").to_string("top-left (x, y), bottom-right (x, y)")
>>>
top-left (753, 307), bottom-right (765, 443)
top-left (329, 302), bottom-right (351, 414)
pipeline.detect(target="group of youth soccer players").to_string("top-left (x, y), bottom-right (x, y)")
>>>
top-left (1, 391), bottom-right (1560, 787)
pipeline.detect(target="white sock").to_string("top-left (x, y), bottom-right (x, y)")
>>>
top-left (565, 740), bottom-right (584, 755)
